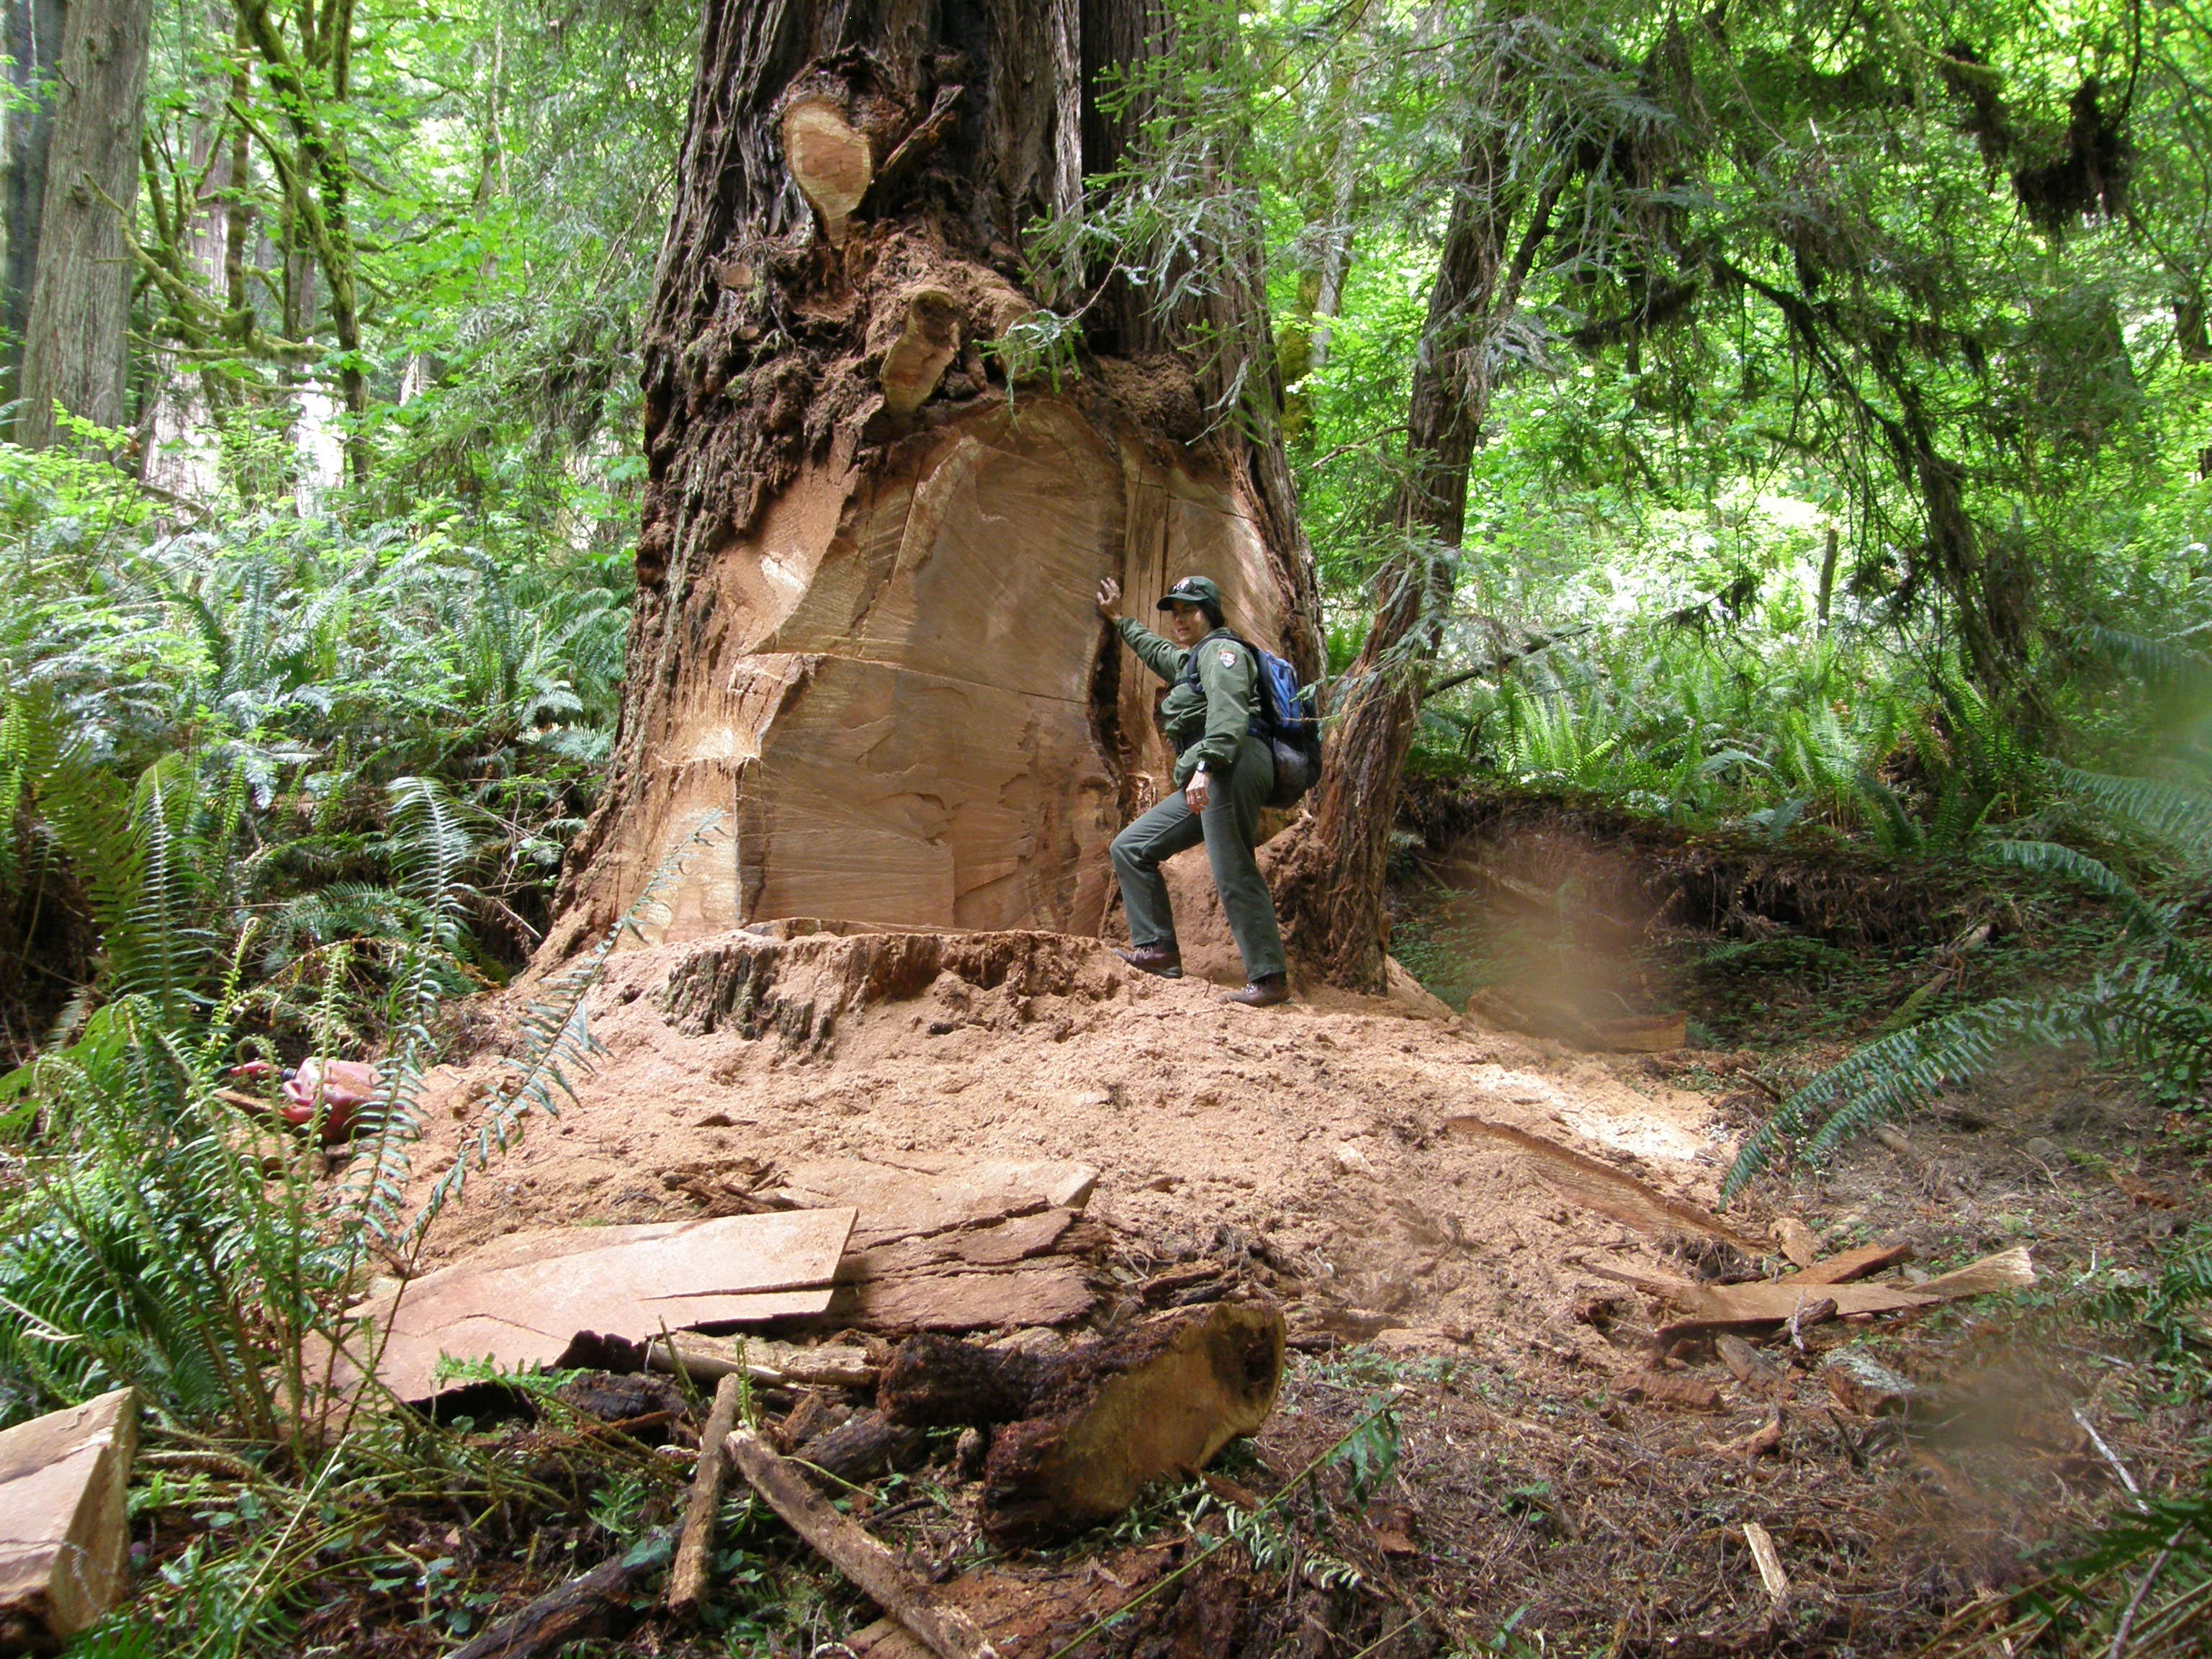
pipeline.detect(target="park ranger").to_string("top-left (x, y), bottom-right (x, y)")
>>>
top-left (1094, 574), bottom-right (1290, 1008)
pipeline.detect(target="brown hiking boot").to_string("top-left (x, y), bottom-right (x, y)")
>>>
top-left (1114, 943), bottom-right (1183, 979)
top-left (1223, 973), bottom-right (1290, 1008)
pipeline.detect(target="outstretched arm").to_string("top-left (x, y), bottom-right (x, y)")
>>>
top-left (1095, 576), bottom-right (1185, 683)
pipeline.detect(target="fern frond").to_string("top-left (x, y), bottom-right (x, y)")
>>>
top-left (1981, 839), bottom-right (2176, 940)
top-left (2049, 765), bottom-right (2212, 863)
top-left (1721, 999), bottom-right (2042, 1200)
top-left (2074, 620), bottom-right (2212, 688)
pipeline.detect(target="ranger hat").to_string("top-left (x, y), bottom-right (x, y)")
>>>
top-left (1156, 575), bottom-right (1222, 610)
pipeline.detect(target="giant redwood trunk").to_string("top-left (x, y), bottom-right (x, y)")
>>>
top-left (547, 0), bottom-right (1318, 956)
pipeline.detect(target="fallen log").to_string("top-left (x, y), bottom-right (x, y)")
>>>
top-left (449, 1528), bottom-right (673, 1659)
top-left (726, 1428), bottom-right (996, 1659)
top-left (667, 1375), bottom-right (744, 1622)
top-left (647, 1334), bottom-right (876, 1390)
top-left (879, 1301), bottom-right (1285, 1547)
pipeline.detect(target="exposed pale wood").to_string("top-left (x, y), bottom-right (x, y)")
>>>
top-left (1673, 1280), bottom-right (1933, 1323)
top-left (1617, 1371), bottom-right (1721, 1411)
top-left (647, 1334), bottom-right (876, 1390)
top-left (1742, 1521), bottom-right (1790, 1614)
top-left (1776, 1238), bottom-right (1912, 1286)
top-left (775, 1155), bottom-right (1098, 1247)
top-left (782, 96), bottom-right (871, 243)
top-left (667, 1375), bottom-right (744, 1621)
top-left (877, 287), bottom-right (961, 416)
top-left (0, 1387), bottom-right (137, 1647)
top-left (1716, 1334), bottom-right (1780, 1388)
top-left (1771, 1218), bottom-right (1820, 1269)
top-left (726, 1429), bottom-right (997, 1659)
top-left (448, 1528), bottom-right (674, 1659)
top-left (1444, 1117), bottom-right (1761, 1250)
top-left (547, 0), bottom-right (1320, 958)
top-left (313, 1209), bottom-right (854, 1403)
top-left (1918, 1245), bottom-right (2034, 1299)
top-left (831, 1261), bottom-right (1097, 1335)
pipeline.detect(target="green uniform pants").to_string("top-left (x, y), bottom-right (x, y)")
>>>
top-left (1110, 734), bottom-right (1287, 982)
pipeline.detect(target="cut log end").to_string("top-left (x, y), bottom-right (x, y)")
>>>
top-left (977, 1301), bottom-right (1285, 1548)
top-left (783, 96), bottom-right (873, 243)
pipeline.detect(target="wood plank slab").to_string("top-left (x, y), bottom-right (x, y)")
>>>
top-left (0, 1388), bottom-right (137, 1647)
top-left (773, 1156), bottom-right (1098, 1247)
top-left (318, 1209), bottom-right (855, 1403)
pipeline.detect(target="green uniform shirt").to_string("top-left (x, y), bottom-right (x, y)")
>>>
top-left (1116, 618), bottom-right (1258, 788)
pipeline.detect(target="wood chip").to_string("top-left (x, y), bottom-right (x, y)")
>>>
top-left (1617, 1371), bottom-right (1722, 1411)
top-left (1716, 1333), bottom-right (1779, 1387)
top-left (1444, 1117), bottom-right (1762, 1250)
top-left (312, 1209), bottom-right (855, 1404)
top-left (1772, 1218), bottom-right (1820, 1268)
top-left (1742, 1521), bottom-right (1790, 1614)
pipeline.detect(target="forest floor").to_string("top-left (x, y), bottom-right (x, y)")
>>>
top-left (245, 804), bottom-right (2212, 1658)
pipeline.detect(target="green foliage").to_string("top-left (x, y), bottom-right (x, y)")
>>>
top-left (1721, 820), bottom-right (2212, 1198)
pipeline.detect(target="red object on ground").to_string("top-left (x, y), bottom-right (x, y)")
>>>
top-left (279, 1058), bottom-right (378, 1142)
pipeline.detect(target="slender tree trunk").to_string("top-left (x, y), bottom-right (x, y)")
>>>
top-left (143, 85), bottom-right (230, 495)
top-left (1277, 104), bottom-right (1534, 991)
top-left (1306, 45), bottom-right (1367, 377)
top-left (17, 0), bottom-right (150, 446)
top-left (548, 0), bottom-right (1316, 958)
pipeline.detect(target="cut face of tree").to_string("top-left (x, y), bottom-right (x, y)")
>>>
top-left (549, 0), bottom-right (1316, 956)
top-left (575, 402), bottom-right (1286, 942)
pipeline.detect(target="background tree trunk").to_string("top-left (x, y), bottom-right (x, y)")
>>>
top-left (548, 0), bottom-right (1316, 958)
top-left (2, 0), bottom-right (66, 410)
top-left (1277, 104), bottom-right (1541, 990)
top-left (17, 0), bottom-right (149, 446)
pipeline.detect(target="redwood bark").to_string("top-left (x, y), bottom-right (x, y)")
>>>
top-left (2, 0), bottom-right (66, 406)
top-left (17, 0), bottom-right (150, 446)
top-left (549, 0), bottom-right (1317, 954)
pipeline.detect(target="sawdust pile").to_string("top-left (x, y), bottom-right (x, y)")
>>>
top-left (400, 922), bottom-right (1743, 1373)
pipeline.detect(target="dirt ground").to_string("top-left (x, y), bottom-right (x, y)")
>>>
top-left (342, 868), bottom-right (2209, 1656)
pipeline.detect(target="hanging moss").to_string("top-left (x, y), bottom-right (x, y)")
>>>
top-left (1936, 42), bottom-right (2013, 163)
top-left (2013, 78), bottom-right (2131, 235)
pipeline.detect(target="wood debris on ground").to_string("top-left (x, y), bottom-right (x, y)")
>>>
top-left (0, 1388), bottom-right (138, 1653)
top-left (306, 1208), bottom-right (857, 1405)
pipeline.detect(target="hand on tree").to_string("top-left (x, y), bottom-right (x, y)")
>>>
top-left (1094, 577), bottom-right (1121, 618)
top-left (1184, 770), bottom-right (1212, 813)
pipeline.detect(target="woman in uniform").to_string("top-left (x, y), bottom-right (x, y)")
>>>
top-left (1094, 574), bottom-right (1290, 1008)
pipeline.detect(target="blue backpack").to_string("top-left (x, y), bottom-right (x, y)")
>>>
top-left (1181, 636), bottom-right (1323, 808)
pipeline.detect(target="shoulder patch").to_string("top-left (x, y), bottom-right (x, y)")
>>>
top-left (1218, 648), bottom-right (1237, 667)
